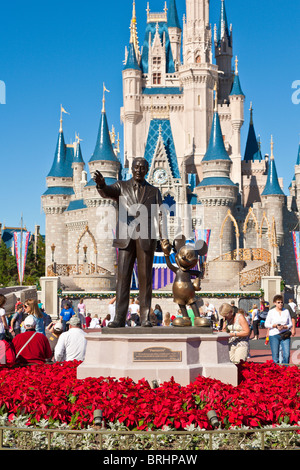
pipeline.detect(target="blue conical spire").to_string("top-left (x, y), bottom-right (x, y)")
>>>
top-left (167, 0), bottom-right (181, 29)
top-left (89, 92), bottom-right (118, 163)
top-left (124, 42), bottom-right (141, 71)
top-left (244, 104), bottom-right (262, 162)
top-left (296, 143), bottom-right (300, 166)
top-left (47, 128), bottom-right (73, 178)
top-left (202, 111), bottom-right (231, 162)
top-left (230, 57), bottom-right (245, 97)
top-left (47, 107), bottom-right (74, 177)
top-left (73, 137), bottom-right (84, 164)
top-left (261, 138), bottom-right (284, 196)
top-left (290, 143), bottom-right (300, 184)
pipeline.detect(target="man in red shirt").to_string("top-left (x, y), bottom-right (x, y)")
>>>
top-left (12, 315), bottom-right (52, 365)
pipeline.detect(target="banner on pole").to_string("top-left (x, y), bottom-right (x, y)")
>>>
top-left (292, 231), bottom-right (300, 282)
top-left (13, 231), bottom-right (31, 284)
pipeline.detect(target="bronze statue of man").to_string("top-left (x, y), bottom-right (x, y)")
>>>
top-left (94, 157), bottom-right (170, 328)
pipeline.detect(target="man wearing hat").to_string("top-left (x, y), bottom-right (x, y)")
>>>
top-left (12, 315), bottom-right (52, 365)
top-left (46, 321), bottom-right (64, 358)
top-left (54, 316), bottom-right (87, 362)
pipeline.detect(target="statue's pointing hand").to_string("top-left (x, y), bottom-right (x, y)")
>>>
top-left (93, 170), bottom-right (105, 188)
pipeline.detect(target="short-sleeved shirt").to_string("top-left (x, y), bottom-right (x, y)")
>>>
top-left (0, 308), bottom-right (6, 334)
top-left (60, 308), bottom-right (75, 322)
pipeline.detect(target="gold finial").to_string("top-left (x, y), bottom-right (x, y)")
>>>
top-left (110, 125), bottom-right (116, 144)
top-left (102, 83), bottom-right (110, 113)
top-left (270, 135), bottom-right (274, 160)
top-left (75, 132), bottom-right (83, 144)
top-left (130, 0), bottom-right (140, 56)
top-left (235, 56), bottom-right (239, 75)
top-left (60, 105), bottom-right (69, 133)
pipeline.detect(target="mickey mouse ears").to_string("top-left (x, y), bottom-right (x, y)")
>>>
top-left (172, 235), bottom-right (208, 257)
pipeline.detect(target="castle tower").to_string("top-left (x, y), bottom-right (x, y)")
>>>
top-left (167, 0), bottom-right (182, 68)
top-left (72, 135), bottom-right (85, 200)
top-left (42, 108), bottom-right (74, 272)
top-left (179, 0), bottom-right (218, 177)
top-left (229, 56), bottom-right (245, 189)
top-left (83, 89), bottom-right (120, 274)
top-left (289, 142), bottom-right (300, 207)
top-left (88, 86), bottom-right (120, 181)
top-left (196, 94), bottom-right (238, 260)
top-left (241, 103), bottom-right (267, 206)
top-left (214, 0), bottom-right (233, 103)
top-left (122, 2), bottom-right (142, 168)
top-left (261, 137), bottom-right (285, 245)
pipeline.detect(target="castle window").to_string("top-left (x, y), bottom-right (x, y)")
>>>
top-left (153, 73), bottom-right (161, 85)
top-left (196, 55), bottom-right (201, 63)
top-left (153, 57), bottom-right (161, 66)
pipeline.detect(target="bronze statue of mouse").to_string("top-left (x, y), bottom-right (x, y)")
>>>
top-left (161, 236), bottom-right (208, 327)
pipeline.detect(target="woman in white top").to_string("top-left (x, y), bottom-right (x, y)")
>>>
top-left (265, 295), bottom-right (292, 365)
top-left (0, 295), bottom-right (8, 341)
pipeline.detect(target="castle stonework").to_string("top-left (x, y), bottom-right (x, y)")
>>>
top-left (42, 0), bottom-right (300, 292)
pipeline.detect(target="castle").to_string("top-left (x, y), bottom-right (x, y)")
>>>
top-left (41, 0), bottom-right (300, 293)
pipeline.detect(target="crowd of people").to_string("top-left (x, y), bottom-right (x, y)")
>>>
top-left (0, 295), bottom-right (87, 367)
top-left (0, 292), bottom-right (299, 368)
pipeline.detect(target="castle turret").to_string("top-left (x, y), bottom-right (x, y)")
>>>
top-left (261, 137), bottom-right (285, 245)
top-left (83, 89), bottom-right (120, 274)
top-left (241, 103), bottom-right (268, 206)
top-left (88, 86), bottom-right (120, 183)
top-left (167, 0), bottom-right (182, 68)
top-left (289, 142), bottom-right (300, 201)
top-left (214, 0), bottom-right (233, 103)
top-left (196, 95), bottom-right (238, 260)
top-left (42, 107), bottom-right (74, 273)
top-left (229, 56), bottom-right (245, 189)
top-left (72, 135), bottom-right (85, 199)
top-left (122, 2), bottom-right (142, 168)
top-left (179, 0), bottom-right (218, 175)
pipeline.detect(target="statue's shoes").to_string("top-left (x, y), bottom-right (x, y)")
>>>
top-left (107, 320), bottom-right (125, 328)
top-left (172, 317), bottom-right (192, 327)
top-left (141, 321), bottom-right (153, 328)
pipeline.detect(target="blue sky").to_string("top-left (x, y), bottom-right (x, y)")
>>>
top-left (0, 0), bottom-right (299, 235)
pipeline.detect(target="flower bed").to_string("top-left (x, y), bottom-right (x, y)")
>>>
top-left (0, 360), bottom-right (300, 430)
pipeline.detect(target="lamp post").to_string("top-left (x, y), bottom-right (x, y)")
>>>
top-left (51, 243), bottom-right (56, 274)
top-left (83, 245), bottom-right (88, 263)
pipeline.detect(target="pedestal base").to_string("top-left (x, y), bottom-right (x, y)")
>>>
top-left (77, 329), bottom-right (238, 386)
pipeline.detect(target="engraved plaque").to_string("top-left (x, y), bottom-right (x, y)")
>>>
top-left (133, 347), bottom-right (182, 363)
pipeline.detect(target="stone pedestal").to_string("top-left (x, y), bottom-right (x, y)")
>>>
top-left (261, 276), bottom-right (282, 304)
top-left (40, 277), bottom-right (60, 318)
top-left (77, 328), bottom-right (238, 386)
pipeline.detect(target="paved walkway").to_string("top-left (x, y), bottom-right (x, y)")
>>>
top-left (249, 327), bottom-right (300, 365)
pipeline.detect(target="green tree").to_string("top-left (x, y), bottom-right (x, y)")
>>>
top-left (24, 235), bottom-right (45, 286)
top-left (0, 240), bottom-right (18, 286)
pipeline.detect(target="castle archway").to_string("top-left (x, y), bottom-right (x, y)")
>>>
top-left (76, 225), bottom-right (98, 274)
top-left (243, 207), bottom-right (259, 249)
top-left (220, 209), bottom-right (240, 260)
